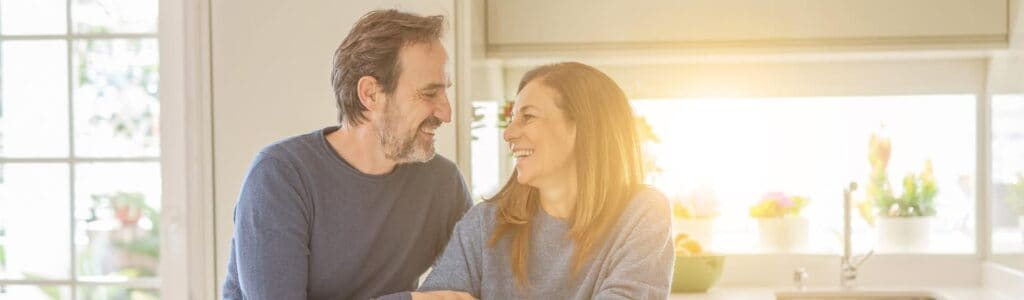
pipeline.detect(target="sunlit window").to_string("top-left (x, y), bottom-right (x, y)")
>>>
top-left (471, 93), bottom-right (974, 251)
top-left (471, 102), bottom-right (502, 201)
top-left (470, 94), bottom-right (977, 255)
top-left (991, 94), bottom-right (1024, 254)
top-left (0, 0), bottom-right (160, 299)
top-left (633, 95), bottom-right (976, 254)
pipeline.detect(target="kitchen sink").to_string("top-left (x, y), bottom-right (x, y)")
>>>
top-left (775, 289), bottom-right (948, 300)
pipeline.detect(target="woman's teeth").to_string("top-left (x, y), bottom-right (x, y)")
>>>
top-left (513, 149), bottom-right (534, 158)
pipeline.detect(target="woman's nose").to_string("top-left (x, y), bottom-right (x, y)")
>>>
top-left (503, 119), bottom-right (518, 142)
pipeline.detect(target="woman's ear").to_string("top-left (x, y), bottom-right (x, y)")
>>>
top-left (357, 75), bottom-right (383, 113)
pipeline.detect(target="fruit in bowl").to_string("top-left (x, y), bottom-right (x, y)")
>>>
top-left (672, 233), bottom-right (725, 293)
top-left (675, 233), bottom-right (704, 256)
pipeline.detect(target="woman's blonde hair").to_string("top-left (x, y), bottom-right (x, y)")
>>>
top-left (487, 62), bottom-right (645, 286)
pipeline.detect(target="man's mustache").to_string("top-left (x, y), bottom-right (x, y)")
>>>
top-left (421, 116), bottom-right (442, 128)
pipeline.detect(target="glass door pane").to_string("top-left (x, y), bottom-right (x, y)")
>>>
top-left (0, 0), bottom-right (67, 35)
top-left (0, 41), bottom-right (69, 158)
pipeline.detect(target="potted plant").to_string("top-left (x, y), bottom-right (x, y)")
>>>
top-left (497, 99), bottom-right (514, 129)
top-left (84, 192), bottom-right (160, 278)
top-left (750, 192), bottom-right (810, 252)
top-left (671, 186), bottom-right (719, 248)
top-left (864, 131), bottom-right (938, 252)
top-left (1000, 173), bottom-right (1024, 243)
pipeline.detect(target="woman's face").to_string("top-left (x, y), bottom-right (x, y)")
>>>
top-left (503, 80), bottom-right (577, 189)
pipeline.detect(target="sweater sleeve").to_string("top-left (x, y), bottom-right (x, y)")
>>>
top-left (594, 189), bottom-right (675, 300)
top-left (417, 204), bottom-right (486, 297)
top-left (227, 153), bottom-right (313, 299)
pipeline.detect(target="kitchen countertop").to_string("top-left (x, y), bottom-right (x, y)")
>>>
top-left (669, 286), bottom-right (1013, 300)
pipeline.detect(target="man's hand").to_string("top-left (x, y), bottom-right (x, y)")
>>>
top-left (410, 291), bottom-right (477, 300)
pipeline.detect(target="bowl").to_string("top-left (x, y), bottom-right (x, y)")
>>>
top-left (671, 255), bottom-right (725, 293)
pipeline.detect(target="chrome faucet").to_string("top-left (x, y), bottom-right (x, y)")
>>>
top-left (841, 182), bottom-right (873, 290)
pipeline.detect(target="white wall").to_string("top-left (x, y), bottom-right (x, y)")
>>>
top-left (210, 0), bottom-right (458, 293)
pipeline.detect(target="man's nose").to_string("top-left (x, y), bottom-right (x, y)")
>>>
top-left (435, 93), bottom-right (452, 123)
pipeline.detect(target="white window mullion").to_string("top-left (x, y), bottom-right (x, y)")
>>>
top-left (65, 0), bottom-right (76, 297)
top-left (976, 83), bottom-right (993, 257)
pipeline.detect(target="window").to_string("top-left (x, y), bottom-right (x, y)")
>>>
top-left (632, 95), bottom-right (976, 254)
top-left (0, 0), bottom-right (160, 299)
top-left (470, 101), bottom-right (503, 201)
top-left (991, 94), bottom-right (1024, 254)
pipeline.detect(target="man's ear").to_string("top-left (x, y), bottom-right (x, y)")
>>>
top-left (357, 75), bottom-right (383, 113)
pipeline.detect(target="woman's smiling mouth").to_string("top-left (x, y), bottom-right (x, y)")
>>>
top-left (513, 148), bottom-right (534, 158)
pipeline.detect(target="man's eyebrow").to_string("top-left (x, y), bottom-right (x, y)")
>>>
top-left (418, 82), bottom-right (453, 92)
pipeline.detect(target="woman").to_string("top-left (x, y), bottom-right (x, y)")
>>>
top-left (419, 62), bottom-right (673, 299)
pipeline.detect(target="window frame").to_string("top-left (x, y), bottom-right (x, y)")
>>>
top-left (157, 0), bottom-right (216, 299)
top-left (0, 0), bottom-right (199, 298)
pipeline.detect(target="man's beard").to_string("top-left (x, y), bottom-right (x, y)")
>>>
top-left (378, 101), bottom-right (442, 164)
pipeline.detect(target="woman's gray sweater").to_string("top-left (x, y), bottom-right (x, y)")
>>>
top-left (419, 187), bottom-right (674, 299)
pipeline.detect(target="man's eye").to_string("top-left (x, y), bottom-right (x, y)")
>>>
top-left (422, 93), bottom-right (438, 98)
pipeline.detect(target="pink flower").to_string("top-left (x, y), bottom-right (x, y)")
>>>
top-left (763, 192), bottom-right (793, 208)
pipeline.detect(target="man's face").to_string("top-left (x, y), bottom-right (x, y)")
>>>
top-left (377, 39), bottom-right (452, 163)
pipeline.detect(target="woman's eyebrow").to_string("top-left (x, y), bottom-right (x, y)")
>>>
top-left (516, 104), bottom-right (538, 114)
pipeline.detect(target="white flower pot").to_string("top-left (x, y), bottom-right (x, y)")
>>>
top-left (877, 216), bottom-right (932, 253)
top-left (757, 217), bottom-right (808, 252)
top-left (673, 218), bottom-right (714, 248)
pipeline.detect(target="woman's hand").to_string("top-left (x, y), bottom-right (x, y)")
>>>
top-left (410, 291), bottom-right (477, 300)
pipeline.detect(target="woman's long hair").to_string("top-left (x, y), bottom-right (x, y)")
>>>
top-left (487, 62), bottom-right (645, 287)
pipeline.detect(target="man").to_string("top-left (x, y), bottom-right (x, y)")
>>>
top-left (222, 10), bottom-right (473, 300)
